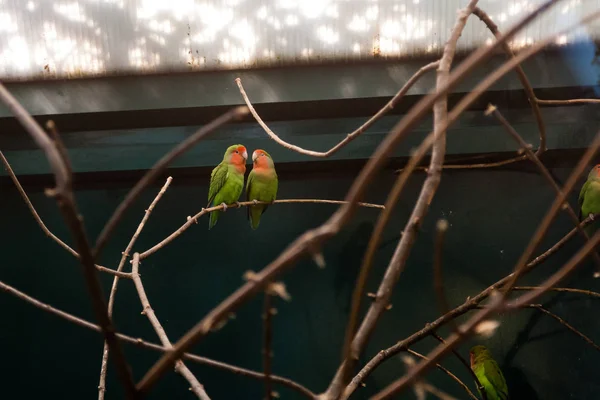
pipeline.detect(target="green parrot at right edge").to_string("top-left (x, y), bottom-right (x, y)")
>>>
top-left (470, 345), bottom-right (509, 400)
top-left (246, 149), bottom-right (278, 230)
top-left (579, 164), bottom-right (600, 236)
top-left (207, 144), bottom-right (248, 230)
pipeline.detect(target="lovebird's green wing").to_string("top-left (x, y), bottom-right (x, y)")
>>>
top-left (246, 169), bottom-right (278, 230)
top-left (207, 163), bottom-right (245, 229)
top-left (579, 179), bottom-right (590, 220)
top-left (579, 179), bottom-right (600, 236)
top-left (208, 161), bottom-right (228, 207)
top-left (476, 358), bottom-right (509, 400)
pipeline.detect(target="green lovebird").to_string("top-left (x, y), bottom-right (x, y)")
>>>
top-left (207, 144), bottom-right (248, 229)
top-left (470, 345), bottom-right (509, 400)
top-left (245, 149), bottom-right (278, 230)
top-left (579, 164), bottom-right (600, 235)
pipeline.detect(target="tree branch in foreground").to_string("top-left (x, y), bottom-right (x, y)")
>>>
top-left (0, 83), bottom-right (138, 399)
top-left (132, 253), bottom-right (210, 399)
top-left (486, 104), bottom-right (600, 276)
top-left (137, 0), bottom-right (571, 392)
top-left (335, 3), bottom-right (480, 396)
top-left (235, 60), bottom-right (439, 158)
top-left (98, 177), bottom-right (173, 400)
top-left (341, 216), bottom-right (596, 399)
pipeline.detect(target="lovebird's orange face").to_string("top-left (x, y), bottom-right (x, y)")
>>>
top-left (229, 145), bottom-right (248, 166)
top-left (252, 149), bottom-right (272, 169)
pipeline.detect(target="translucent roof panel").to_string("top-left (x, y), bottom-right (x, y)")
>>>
top-left (1, 0), bottom-right (600, 80)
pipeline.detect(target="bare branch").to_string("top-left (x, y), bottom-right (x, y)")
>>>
top-left (138, 0), bottom-right (571, 392)
top-left (513, 286), bottom-right (600, 299)
top-left (406, 349), bottom-right (478, 400)
top-left (433, 220), bottom-right (456, 332)
top-left (396, 155), bottom-right (527, 173)
top-left (98, 177), bottom-right (173, 400)
top-left (93, 106), bottom-right (249, 259)
top-left (537, 98), bottom-right (600, 105)
top-left (336, 2), bottom-right (480, 396)
top-left (0, 275), bottom-right (316, 398)
top-left (0, 151), bottom-right (128, 279)
top-left (263, 293), bottom-right (274, 400)
top-left (0, 83), bottom-right (137, 398)
top-left (486, 104), bottom-right (600, 274)
top-left (235, 61), bottom-right (439, 158)
top-left (526, 304), bottom-right (600, 352)
top-left (132, 254), bottom-right (210, 399)
top-left (342, 216), bottom-right (596, 399)
top-left (429, 333), bottom-right (486, 400)
top-left (472, 6), bottom-right (547, 154)
top-left (140, 199), bottom-right (383, 259)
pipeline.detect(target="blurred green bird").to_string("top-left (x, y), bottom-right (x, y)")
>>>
top-left (579, 164), bottom-right (600, 236)
top-left (470, 345), bottom-right (509, 400)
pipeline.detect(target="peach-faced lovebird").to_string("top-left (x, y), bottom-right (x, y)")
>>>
top-left (207, 144), bottom-right (248, 229)
top-left (470, 345), bottom-right (509, 400)
top-left (579, 164), bottom-right (600, 235)
top-left (246, 149), bottom-right (278, 230)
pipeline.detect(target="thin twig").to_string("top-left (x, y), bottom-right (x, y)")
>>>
top-left (0, 276), bottom-right (316, 399)
top-left (337, 2), bottom-right (480, 396)
top-left (341, 216), bottom-right (595, 399)
top-left (429, 333), bottom-right (486, 400)
top-left (45, 120), bottom-right (73, 176)
top-left (513, 286), bottom-right (600, 298)
top-left (138, 0), bottom-right (568, 392)
top-left (132, 254), bottom-right (210, 399)
top-left (263, 293), bottom-right (274, 400)
top-left (98, 177), bottom-right (173, 400)
top-left (140, 199), bottom-right (383, 259)
top-left (406, 349), bottom-right (478, 400)
top-left (527, 304), bottom-right (600, 351)
top-left (433, 220), bottom-right (456, 332)
top-left (537, 98), bottom-right (600, 105)
top-left (93, 106), bottom-right (249, 260)
top-left (235, 61), bottom-right (439, 158)
top-left (0, 83), bottom-right (137, 399)
top-left (472, 6), bottom-right (546, 155)
top-left (0, 151), bottom-right (129, 279)
top-left (370, 150), bottom-right (600, 399)
top-left (486, 104), bottom-right (600, 275)
top-left (396, 155), bottom-right (527, 173)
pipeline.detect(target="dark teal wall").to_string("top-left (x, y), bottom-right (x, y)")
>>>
top-left (1, 160), bottom-right (599, 399)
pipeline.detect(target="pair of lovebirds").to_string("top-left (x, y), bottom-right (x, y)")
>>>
top-left (207, 144), bottom-right (278, 230)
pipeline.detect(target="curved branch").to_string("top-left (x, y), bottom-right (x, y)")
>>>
top-left (137, 0), bottom-right (567, 392)
top-left (0, 151), bottom-right (128, 279)
top-left (0, 84), bottom-right (137, 398)
top-left (140, 199), bottom-right (384, 259)
top-left (132, 254), bottom-right (210, 399)
top-left (98, 177), bottom-right (173, 400)
top-left (528, 304), bottom-right (600, 351)
top-left (337, 3), bottom-right (480, 397)
top-left (0, 276), bottom-right (316, 399)
top-left (342, 216), bottom-right (596, 398)
top-left (473, 6), bottom-right (547, 154)
top-left (406, 349), bottom-right (478, 400)
top-left (235, 61), bottom-right (439, 158)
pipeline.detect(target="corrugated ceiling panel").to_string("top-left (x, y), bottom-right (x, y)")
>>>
top-left (1, 0), bottom-right (599, 80)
